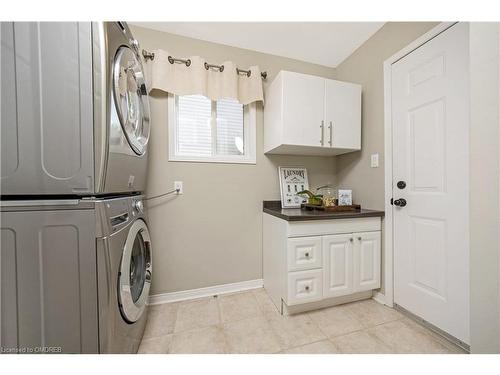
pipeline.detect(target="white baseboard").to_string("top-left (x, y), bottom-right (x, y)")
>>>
top-left (148, 279), bottom-right (264, 305)
top-left (372, 291), bottom-right (388, 306)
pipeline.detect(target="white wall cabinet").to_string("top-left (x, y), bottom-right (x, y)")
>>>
top-left (263, 214), bottom-right (381, 314)
top-left (264, 70), bottom-right (361, 156)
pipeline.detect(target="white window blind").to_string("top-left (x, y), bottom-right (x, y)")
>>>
top-left (216, 98), bottom-right (244, 156)
top-left (176, 95), bottom-right (212, 156)
top-left (170, 94), bottom-right (256, 164)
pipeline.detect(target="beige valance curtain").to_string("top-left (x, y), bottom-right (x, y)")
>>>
top-left (145, 49), bottom-right (264, 105)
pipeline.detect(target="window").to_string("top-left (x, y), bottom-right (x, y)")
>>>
top-left (168, 94), bottom-right (256, 164)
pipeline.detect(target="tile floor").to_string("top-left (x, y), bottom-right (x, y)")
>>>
top-left (138, 288), bottom-right (466, 354)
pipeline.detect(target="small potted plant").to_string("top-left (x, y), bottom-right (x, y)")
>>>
top-left (297, 190), bottom-right (323, 206)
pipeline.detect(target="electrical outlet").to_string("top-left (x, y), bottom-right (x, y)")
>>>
top-left (174, 181), bottom-right (183, 194)
top-left (371, 154), bottom-right (379, 168)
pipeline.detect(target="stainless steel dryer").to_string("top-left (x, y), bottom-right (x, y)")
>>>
top-left (0, 22), bottom-right (150, 196)
top-left (96, 195), bottom-right (152, 353)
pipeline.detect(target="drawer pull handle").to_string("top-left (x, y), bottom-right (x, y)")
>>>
top-left (305, 252), bottom-right (310, 258)
top-left (305, 286), bottom-right (310, 291)
top-left (358, 237), bottom-right (362, 241)
top-left (350, 238), bottom-right (353, 242)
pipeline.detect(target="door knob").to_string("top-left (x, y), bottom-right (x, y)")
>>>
top-left (393, 198), bottom-right (407, 207)
top-left (397, 181), bottom-right (406, 189)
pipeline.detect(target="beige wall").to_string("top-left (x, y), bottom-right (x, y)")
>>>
top-left (333, 22), bottom-right (439, 210)
top-left (131, 25), bottom-right (338, 294)
top-left (130, 23), bottom-right (439, 295)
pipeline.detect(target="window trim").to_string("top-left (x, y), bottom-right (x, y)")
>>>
top-left (167, 94), bottom-right (256, 164)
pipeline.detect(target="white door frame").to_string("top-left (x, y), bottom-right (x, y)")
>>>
top-left (382, 22), bottom-right (458, 307)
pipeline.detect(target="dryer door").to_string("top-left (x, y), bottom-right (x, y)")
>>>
top-left (118, 219), bottom-right (152, 323)
top-left (113, 46), bottom-right (151, 156)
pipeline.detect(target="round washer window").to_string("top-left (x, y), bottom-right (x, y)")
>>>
top-left (118, 219), bottom-right (152, 323)
top-left (130, 235), bottom-right (147, 303)
top-left (113, 46), bottom-right (151, 156)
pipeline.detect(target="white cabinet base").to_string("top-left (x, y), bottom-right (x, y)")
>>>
top-left (282, 290), bottom-right (373, 316)
top-left (263, 212), bottom-right (382, 316)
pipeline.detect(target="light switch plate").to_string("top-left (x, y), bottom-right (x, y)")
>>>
top-left (371, 154), bottom-right (379, 168)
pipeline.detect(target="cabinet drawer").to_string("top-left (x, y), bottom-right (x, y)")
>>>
top-left (287, 269), bottom-right (323, 305)
top-left (287, 217), bottom-right (381, 238)
top-left (287, 237), bottom-right (322, 271)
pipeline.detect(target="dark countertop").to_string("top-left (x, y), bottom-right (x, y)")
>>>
top-left (263, 201), bottom-right (385, 221)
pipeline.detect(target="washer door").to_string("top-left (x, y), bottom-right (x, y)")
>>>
top-left (113, 46), bottom-right (151, 156)
top-left (118, 219), bottom-right (152, 323)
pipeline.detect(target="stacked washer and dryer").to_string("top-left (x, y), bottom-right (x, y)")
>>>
top-left (1, 22), bottom-right (153, 353)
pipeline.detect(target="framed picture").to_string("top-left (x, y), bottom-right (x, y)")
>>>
top-left (278, 167), bottom-right (309, 208)
top-left (338, 189), bottom-right (353, 206)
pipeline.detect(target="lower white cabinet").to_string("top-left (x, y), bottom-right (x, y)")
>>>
top-left (323, 231), bottom-right (381, 298)
top-left (353, 231), bottom-right (381, 292)
top-left (263, 214), bottom-right (382, 313)
top-left (323, 234), bottom-right (354, 298)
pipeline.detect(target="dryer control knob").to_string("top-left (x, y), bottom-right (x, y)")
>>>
top-left (134, 200), bottom-right (144, 213)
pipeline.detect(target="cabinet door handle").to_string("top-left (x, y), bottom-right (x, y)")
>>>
top-left (305, 286), bottom-right (310, 291)
top-left (350, 238), bottom-right (353, 242)
top-left (358, 236), bottom-right (362, 241)
top-left (305, 252), bottom-right (310, 258)
top-left (329, 121), bottom-right (333, 146)
top-left (320, 120), bottom-right (324, 146)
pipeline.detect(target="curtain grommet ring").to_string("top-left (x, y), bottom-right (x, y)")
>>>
top-left (236, 68), bottom-right (252, 77)
top-left (204, 62), bottom-right (223, 72)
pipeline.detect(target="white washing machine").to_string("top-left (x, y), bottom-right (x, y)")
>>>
top-left (1, 22), bottom-right (150, 196)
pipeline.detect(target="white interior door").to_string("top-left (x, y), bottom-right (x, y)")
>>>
top-left (392, 23), bottom-right (470, 344)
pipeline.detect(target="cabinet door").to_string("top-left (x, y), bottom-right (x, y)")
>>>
top-left (353, 231), bottom-right (381, 292)
top-left (323, 234), bottom-right (354, 298)
top-left (1, 22), bottom-right (94, 195)
top-left (324, 79), bottom-right (361, 149)
top-left (282, 71), bottom-right (326, 147)
top-left (0, 208), bottom-right (98, 353)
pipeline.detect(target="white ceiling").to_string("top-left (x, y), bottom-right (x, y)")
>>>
top-left (131, 22), bottom-right (385, 67)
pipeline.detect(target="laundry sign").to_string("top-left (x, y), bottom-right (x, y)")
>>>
top-left (278, 167), bottom-right (309, 208)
